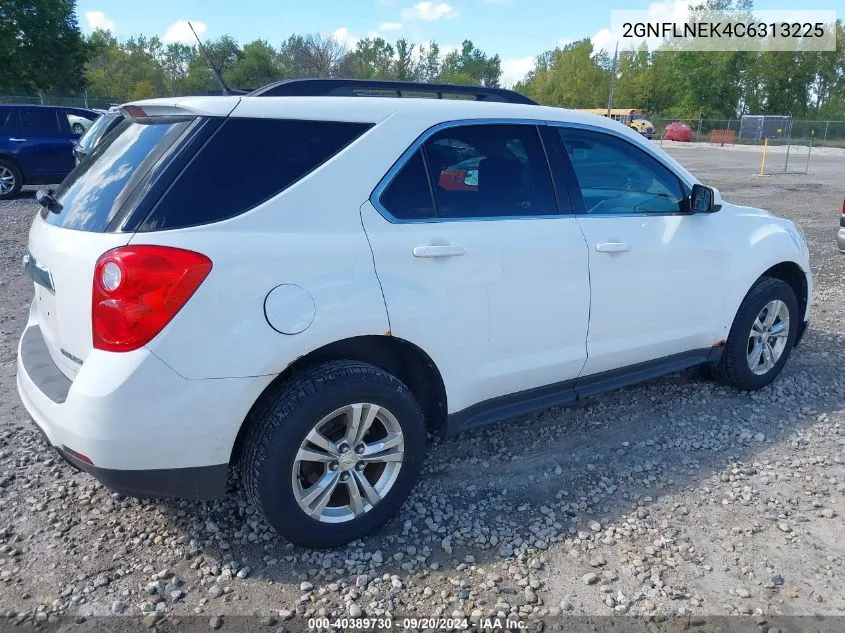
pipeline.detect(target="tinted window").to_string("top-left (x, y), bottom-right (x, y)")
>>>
top-left (45, 118), bottom-right (192, 231)
top-left (558, 128), bottom-right (684, 214)
top-left (141, 118), bottom-right (372, 230)
top-left (78, 113), bottom-right (122, 151)
top-left (379, 150), bottom-right (435, 220)
top-left (423, 124), bottom-right (557, 219)
top-left (20, 109), bottom-right (60, 136)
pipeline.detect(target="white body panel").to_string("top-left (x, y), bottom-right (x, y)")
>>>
top-left (360, 201), bottom-right (590, 412)
top-left (15, 94), bottom-right (813, 478)
top-left (577, 212), bottom-right (727, 374)
top-left (27, 217), bottom-right (131, 379)
top-left (17, 300), bottom-right (270, 469)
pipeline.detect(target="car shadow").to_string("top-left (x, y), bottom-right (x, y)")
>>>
top-left (153, 326), bottom-right (843, 588)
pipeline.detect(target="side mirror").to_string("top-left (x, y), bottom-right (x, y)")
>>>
top-left (689, 183), bottom-right (721, 214)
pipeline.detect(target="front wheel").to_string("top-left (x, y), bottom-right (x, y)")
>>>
top-left (242, 360), bottom-right (426, 548)
top-left (72, 122), bottom-right (85, 135)
top-left (713, 277), bottom-right (799, 390)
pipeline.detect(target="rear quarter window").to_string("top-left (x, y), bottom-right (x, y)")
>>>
top-left (139, 118), bottom-right (373, 231)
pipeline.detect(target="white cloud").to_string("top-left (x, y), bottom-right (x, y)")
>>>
top-left (593, 0), bottom-right (695, 53)
top-left (332, 27), bottom-right (361, 49)
top-left (85, 11), bottom-right (115, 32)
top-left (500, 56), bottom-right (534, 87)
top-left (379, 22), bottom-right (403, 31)
top-left (590, 28), bottom-right (618, 54)
top-left (163, 20), bottom-right (207, 44)
top-left (401, 2), bottom-right (458, 21)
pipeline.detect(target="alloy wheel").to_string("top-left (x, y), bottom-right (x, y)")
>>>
top-left (0, 167), bottom-right (15, 195)
top-left (747, 299), bottom-right (790, 375)
top-left (291, 403), bottom-right (404, 523)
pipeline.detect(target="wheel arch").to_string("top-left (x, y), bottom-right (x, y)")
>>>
top-left (759, 261), bottom-right (808, 325)
top-left (230, 335), bottom-right (448, 465)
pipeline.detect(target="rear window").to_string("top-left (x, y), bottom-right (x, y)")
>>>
top-left (139, 118), bottom-right (373, 231)
top-left (44, 118), bottom-right (192, 231)
top-left (78, 113), bottom-right (121, 151)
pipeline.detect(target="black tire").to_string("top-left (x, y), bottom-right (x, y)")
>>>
top-left (72, 122), bottom-right (85, 135)
top-left (0, 158), bottom-right (23, 200)
top-left (713, 276), bottom-right (799, 391)
top-left (242, 360), bottom-right (426, 548)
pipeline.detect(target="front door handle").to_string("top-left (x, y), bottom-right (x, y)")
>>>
top-left (412, 244), bottom-right (466, 258)
top-left (8, 138), bottom-right (27, 143)
top-left (596, 242), bottom-right (630, 253)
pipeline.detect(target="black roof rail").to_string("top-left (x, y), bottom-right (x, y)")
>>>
top-left (249, 78), bottom-right (536, 105)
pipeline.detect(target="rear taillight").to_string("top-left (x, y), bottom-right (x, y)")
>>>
top-left (92, 246), bottom-right (212, 352)
top-left (841, 198), bottom-right (844, 215)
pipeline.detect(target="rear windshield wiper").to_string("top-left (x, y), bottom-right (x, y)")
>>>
top-left (36, 189), bottom-right (63, 214)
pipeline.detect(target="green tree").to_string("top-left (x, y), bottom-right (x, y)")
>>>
top-left (229, 40), bottom-right (280, 90)
top-left (350, 37), bottom-right (395, 79)
top-left (394, 39), bottom-right (416, 81)
top-left (417, 42), bottom-right (441, 82)
top-left (439, 40), bottom-right (502, 87)
top-left (0, 0), bottom-right (88, 94)
top-left (517, 39), bottom-right (609, 107)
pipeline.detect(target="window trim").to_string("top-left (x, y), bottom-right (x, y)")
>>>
top-left (370, 118), bottom-right (561, 224)
top-left (545, 121), bottom-right (694, 218)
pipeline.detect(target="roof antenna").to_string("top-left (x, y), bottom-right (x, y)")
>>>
top-left (187, 21), bottom-right (244, 95)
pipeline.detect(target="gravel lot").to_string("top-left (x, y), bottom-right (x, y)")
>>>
top-left (0, 145), bottom-right (843, 629)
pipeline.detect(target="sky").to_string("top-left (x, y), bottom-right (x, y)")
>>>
top-left (76, 0), bottom-right (844, 86)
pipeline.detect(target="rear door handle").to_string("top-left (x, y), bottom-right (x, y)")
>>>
top-left (412, 244), bottom-right (466, 258)
top-left (596, 242), bottom-right (630, 253)
top-left (9, 138), bottom-right (27, 143)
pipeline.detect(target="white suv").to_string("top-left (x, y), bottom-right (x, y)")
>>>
top-left (16, 80), bottom-right (812, 548)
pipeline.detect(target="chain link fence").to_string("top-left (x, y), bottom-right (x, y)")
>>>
top-left (651, 117), bottom-right (845, 148)
top-left (0, 95), bottom-right (120, 110)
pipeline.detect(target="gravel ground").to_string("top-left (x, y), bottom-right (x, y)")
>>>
top-left (0, 145), bottom-right (843, 629)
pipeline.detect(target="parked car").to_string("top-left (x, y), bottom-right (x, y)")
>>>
top-left (0, 104), bottom-right (98, 199)
top-left (838, 197), bottom-right (845, 253)
top-left (16, 80), bottom-right (812, 548)
top-left (67, 113), bottom-right (94, 135)
top-left (73, 107), bottom-right (126, 164)
top-left (663, 121), bottom-right (694, 142)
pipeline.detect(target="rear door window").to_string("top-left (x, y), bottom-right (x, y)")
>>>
top-left (44, 118), bottom-right (192, 231)
top-left (139, 118), bottom-right (373, 230)
top-left (20, 109), bottom-right (61, 136)
top-left (422, 124), bottom-right (558, 219)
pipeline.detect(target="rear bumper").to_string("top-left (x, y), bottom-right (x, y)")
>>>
top-left (16, 303), bottom-right (271, 499)
top-left (57, 445), bottom-right (228, 500)
top-left (837, 226), bottom-right (845, 253)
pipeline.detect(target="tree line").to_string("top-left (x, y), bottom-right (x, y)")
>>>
top-left (82, 32), bottom-right (503, 101)
top-left (1, 0), bottom-right (843, 119)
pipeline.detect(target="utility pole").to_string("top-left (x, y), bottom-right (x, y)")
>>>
top-left (606, 41), bottom-right (619, 116)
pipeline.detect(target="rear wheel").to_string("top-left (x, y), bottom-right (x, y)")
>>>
top-left (242, 360), bottom-right (426, 548)
top-left (0, 159), bottom-right (22, 200)
top-left (713, 277), bottom-right (798, 390)
top-left (72, 122), bottom-right (85, 135)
